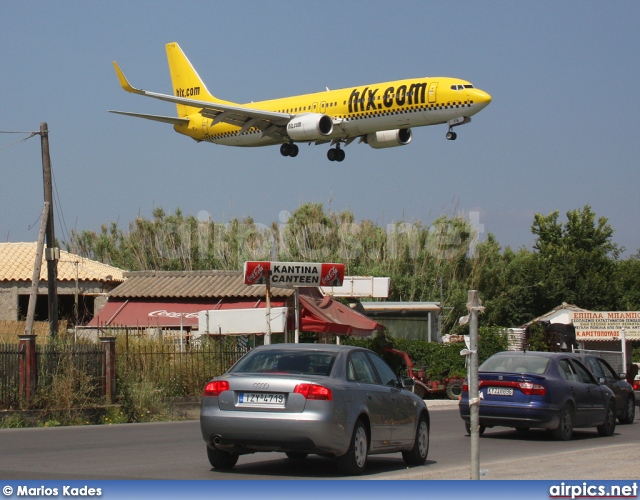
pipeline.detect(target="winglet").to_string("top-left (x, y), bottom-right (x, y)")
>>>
top-left (112, 61), bottom-right (142, 94)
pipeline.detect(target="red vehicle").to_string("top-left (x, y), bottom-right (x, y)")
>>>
top-left (384, 347), bottom-right (464, 400)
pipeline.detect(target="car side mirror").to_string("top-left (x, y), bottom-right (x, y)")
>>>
top-left (402, 376), bottom-right (415, 389)
top-left (619, 373), bottom-right (627, 380)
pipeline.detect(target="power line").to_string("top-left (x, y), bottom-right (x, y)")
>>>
top-left (0, 131), bottom-right (39, 152)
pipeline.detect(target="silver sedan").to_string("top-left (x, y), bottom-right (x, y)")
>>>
top-left (200, 343), bottom-right (430, 475)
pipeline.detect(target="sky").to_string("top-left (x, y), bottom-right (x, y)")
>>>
top-left (1, 1), bottom-right (639, 258)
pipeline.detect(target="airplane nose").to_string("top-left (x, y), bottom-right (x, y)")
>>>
top-left (473, 89), bottom-right (492, 106)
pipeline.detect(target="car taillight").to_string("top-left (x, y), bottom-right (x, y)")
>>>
top-left (203, 380), bottom-right (229, 397)
top-left (518, 382), bottom-right (546, 396)
top-left (293, 383), bottom-right (333, 400)
top-left (634, 380), bottom-right (640, 391)
top-left (462, 383), bottom-right (468, 392)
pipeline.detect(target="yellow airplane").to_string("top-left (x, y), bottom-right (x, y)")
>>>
top-left (110, 42), bottom-right (491, 162)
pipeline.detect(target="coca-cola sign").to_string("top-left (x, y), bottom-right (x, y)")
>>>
top-left (244, 261), bottom-right (344, 287)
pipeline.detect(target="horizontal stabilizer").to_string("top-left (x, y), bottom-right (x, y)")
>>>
top-left (109, 110), bottom-right (189, 126)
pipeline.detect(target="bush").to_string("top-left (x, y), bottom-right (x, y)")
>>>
top-left (343, 327), bottom-right (509, 380)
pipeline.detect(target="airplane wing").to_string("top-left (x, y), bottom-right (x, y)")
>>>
top-left (112, 62), bottom-right (292, 137)
top-left (108, 110), bottom-right (189, 126)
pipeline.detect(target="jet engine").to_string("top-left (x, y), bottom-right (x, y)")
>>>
top-left (286, 113), bottom-right (333, 141)
top-left (365, 128), bottom-right (412, 149)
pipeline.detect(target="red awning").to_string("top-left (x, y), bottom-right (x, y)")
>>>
top-left (87, 298), bottom-right (284, 328)
top-left (299, 293), bottom-right (384, 337)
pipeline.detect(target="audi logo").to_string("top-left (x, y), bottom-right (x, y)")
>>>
top-left (253, 383), bottom-right (269, 389)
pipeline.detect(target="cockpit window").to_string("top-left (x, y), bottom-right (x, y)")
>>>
top-left (450, 84), bottom-right (475, 90)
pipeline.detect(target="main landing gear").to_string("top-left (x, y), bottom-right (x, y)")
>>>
top-left (327, 146), bottom-right (345, 162)
top-left (280, 143), bottom-right (299, 157)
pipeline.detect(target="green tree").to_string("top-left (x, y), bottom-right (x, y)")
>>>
top-left (531, 205), bottom-right (620, 312)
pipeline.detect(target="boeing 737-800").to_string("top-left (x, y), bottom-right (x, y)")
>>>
top-left (110, 42), bottom-right (491, 162)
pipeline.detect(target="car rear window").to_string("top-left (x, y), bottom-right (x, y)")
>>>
top-left (480, 354), bottom-right (549, 375)
top-left (229, 350), bottom-right (337, 376)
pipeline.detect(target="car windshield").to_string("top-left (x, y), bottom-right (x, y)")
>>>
top-left (229, 349), bottom-right (337, 376)
top-left (480, 354), bottom-right (550, 375)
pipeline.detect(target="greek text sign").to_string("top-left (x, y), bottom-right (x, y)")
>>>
top-left (244, 261), bottom-right (344, 287)
top-left (570, 311), bottom-right (640, 340)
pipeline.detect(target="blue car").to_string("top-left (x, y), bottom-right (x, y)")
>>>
top-left (459, 351), bottom-right (616, 440)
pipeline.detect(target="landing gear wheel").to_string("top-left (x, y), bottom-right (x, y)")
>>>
top-left (327, 147), bottom-right (345, 162)
top-left (206, 447), bottom-right (239, 470)
top-left (285, 451), bottom-right (308, 460)
top-left (446, 131), bottom-right (457, 140)
top-left (336, 419), bottom-right (368, 475)
top-left (280, 143), bottom-right (298, 157)
top-left (280, 143), bottom-right (291, 156)
top-left (597, 401), bottom-right (616, 436)
top-left (402, 414), bottom-right (429, 465)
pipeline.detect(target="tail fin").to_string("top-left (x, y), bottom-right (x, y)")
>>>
top-left (165, 42), bottom-right (219, 118)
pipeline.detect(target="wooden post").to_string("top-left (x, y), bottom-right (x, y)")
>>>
top-left (18, 335), bottom-right (37, 402)
top-left (24, 202), bottom-right (49, 336)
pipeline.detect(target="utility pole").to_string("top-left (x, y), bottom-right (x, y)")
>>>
top-left (24, 202), bottom-right (50, 336)
top-left (265, 271), bottom-right (272, 345)
top-left (40, 122), bottom-right (58, 338)
top-left (465, 290), bottom-right (484, 479)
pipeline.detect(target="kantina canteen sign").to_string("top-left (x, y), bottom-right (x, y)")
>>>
top-left (244, 261), bottom-right (345, 287)
top-left (570, 311), bottom-right (640, 341)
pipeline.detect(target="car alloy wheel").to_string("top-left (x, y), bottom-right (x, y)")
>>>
top-left (597, 401), bottom-right (616, 437)
top-left (618, 397), bottom-right (635, 425)
top-left (551, 404), bottom-right (573, 441)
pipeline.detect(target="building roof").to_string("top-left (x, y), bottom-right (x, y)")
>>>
top-left (0, 242), bottom-right (125, 283)
top-left (523, 302), bottom-right (589, 327)
top-left (108, 270), bottom-right (294, 299)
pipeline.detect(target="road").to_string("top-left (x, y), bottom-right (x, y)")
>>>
top-left (0, 401), bottom-right (638, 480)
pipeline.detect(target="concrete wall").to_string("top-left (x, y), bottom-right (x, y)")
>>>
top-left (0, 287), bottom-right (18, 321)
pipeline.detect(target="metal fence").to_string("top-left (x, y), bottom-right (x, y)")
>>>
top-left (117, 337), bottom-right (247, 397)
top-left (0, 343), bottom-right (21, 408)
top-left (37, 343), bottom-right (106, 401)
top-left (0, 336), bottom-right (247, 409)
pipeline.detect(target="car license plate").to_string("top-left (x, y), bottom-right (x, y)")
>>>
top-left (238, 392), bottom-right (285, 406)
top-left (487, 387), bottom-right (513, 396)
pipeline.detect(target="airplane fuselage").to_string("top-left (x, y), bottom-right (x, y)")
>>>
top-left (178, 77), bottom-right (489, 147)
